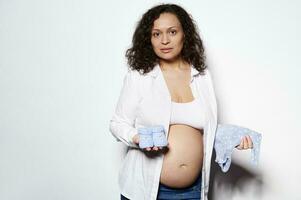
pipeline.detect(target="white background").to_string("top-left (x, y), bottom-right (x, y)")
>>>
top-left (0, 0), bottom-right (300, 199)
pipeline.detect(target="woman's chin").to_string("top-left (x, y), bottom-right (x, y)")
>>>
top-left (158, 54), bottom-right (180, 62)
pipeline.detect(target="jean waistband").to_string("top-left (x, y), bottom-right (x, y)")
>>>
top-left (158, 172), bottom-right (202, 191)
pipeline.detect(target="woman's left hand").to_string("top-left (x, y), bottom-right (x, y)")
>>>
top-left (235, 135), bottom-right (253, 150)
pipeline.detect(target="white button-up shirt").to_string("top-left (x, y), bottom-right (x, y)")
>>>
top-left (109, 63), bottom-right (218, 200)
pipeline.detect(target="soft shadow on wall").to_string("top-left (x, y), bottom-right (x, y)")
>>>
top-left (208, 150), bottom-right (264, 200)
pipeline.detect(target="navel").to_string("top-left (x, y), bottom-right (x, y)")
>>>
top-left (179, 163), bottom-right (188, 169)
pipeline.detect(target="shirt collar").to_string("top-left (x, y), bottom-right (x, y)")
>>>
top-left (147, 63), bottom-right (200, 80)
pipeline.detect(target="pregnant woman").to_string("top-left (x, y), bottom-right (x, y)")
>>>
top-left (109, 3), bottom-right (253, 200)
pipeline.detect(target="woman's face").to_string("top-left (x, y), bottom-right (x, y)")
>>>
top-left (151, 12), bottom-right (184, 62)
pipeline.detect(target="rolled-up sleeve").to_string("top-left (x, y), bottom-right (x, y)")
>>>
top-left (109, 70), bottom-right (141, 148)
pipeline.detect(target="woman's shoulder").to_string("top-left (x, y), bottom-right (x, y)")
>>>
top-left (203, 68), bottom-right (212, 79)
top-left (125, 69), bottom-right (152, 81)
top-left (193, 67), bottom-right (212, 80)
top-left (121, 70), bottom-right (152, 92)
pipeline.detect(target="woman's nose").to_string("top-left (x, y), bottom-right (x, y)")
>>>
top-left (161, 33), bottom-right (170, 44)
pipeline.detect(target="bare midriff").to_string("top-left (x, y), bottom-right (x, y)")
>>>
top-left (159, 124), bottom-right (204, 188)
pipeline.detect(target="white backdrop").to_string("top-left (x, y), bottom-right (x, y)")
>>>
top-left (0, 0), bottom-right (300, 199)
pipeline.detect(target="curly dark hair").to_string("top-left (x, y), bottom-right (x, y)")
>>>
top-left (125, 3), bottom-right (207, 75)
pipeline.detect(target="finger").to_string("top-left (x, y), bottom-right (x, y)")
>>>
top-left (153, 146), bottom-right (158, 151)
top-left (243, 136), bottom-right (248, 149)
top-left (236, 139), bottom-right (243, 150)
top-left (239, 137), bottom-right (245, 149)
top-left (245, 135), bottom-right (250, 149)
top-left (247, 135), bottom-right (253, 148)
top-left (236, 140), bottom-right (242, 150)
top-left (239, 138), bottom-right (244, 149)
top-left (146, 147), bottom-right (151, 151)
top-left (133, 135), bottom-right (139, 144)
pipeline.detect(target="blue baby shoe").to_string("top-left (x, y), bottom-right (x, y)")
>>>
top-left (138, 127), bottom-right (153, 149)
top-left (151, 125), bottom-right (168, 147)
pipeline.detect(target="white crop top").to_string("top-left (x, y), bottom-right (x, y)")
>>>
top-left (170, 97), bottom-right (206, 130)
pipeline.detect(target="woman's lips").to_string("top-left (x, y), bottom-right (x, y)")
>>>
top-left (160, 48), bottom-right (173, 53)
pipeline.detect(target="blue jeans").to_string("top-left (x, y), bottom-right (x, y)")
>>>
top-left (120, 172), bottom-right (202, 200)
top-left (120, 194), bottom-right (129, 200)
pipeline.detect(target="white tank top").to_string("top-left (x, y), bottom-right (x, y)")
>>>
top-left (170, 97), bottom-right (206, 130)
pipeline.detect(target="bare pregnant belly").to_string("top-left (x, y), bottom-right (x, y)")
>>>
top-left (159, 124), bottom-right (204, 188)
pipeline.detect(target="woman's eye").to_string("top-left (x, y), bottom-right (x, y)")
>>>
top-left (153, 32), bottom-right (160, 37)
top-left (170, 30), bottom-right (177, 35)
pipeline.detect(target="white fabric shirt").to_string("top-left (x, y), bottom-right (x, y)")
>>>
top-left (109, 63), bottom-right (218, 200)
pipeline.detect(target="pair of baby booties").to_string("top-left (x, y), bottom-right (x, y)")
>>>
top-left (138, 125), bottom-right (168, 149)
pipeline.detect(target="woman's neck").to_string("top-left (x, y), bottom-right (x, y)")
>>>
top-left (159, 58), bottom-right (190, 72)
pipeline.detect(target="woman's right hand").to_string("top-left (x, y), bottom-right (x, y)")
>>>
top-left (132, 134), bottom-right (164, 151)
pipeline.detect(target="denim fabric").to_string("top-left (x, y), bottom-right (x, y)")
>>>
top-left (120, 172), bottom-right (202, 200)
top-left (214, 124), bottom-right (262, 172)
top-left (120, 194), bottom-right (130, 200)
top-left (156, 172), bottom-right (202, 200)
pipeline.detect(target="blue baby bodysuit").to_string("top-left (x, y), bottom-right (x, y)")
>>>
top-left (214, 124), bottom-right (262, 173)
